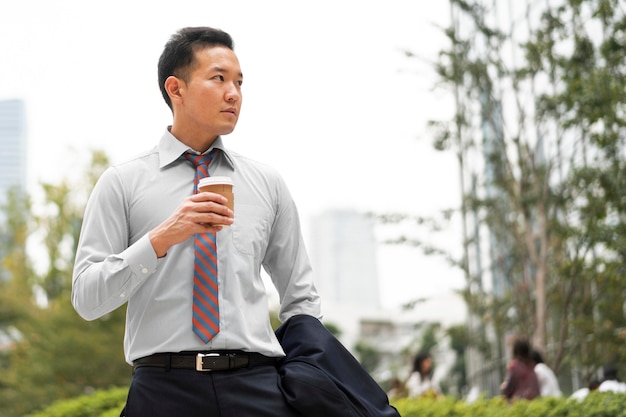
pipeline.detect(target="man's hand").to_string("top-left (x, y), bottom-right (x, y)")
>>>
top-left (149, 192), bottom-right (234, 258)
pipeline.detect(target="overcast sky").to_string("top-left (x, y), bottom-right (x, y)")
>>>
top-left (0, 0), bottom-right (465, 310)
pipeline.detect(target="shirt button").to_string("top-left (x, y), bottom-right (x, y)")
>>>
top-left (141, 267), bottom-right (149, 274)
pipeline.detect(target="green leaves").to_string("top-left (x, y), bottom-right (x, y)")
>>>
top-left (0, 150), bottom-right (131, 417)
top-left (414, 0), bottom-right (626, 391)
top-left (392, 392), bottom-right (626, 417)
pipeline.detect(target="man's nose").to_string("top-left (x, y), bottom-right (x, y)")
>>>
top-left (225, 85), bottom-right (241, 102)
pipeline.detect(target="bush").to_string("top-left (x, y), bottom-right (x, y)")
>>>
top-left (392, 392), bottom-right (626, 417)
top-left (23, 386), bottom-right (626, 417)
top-left (23, 386), bottom-right (127, 417)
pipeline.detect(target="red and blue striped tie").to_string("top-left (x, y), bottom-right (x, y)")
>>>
top-left (184, 151), bottom-right (220, 343)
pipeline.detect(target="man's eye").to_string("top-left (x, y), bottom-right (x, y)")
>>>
top-left (213, 75), bottom-right (225, 81)
top-left (237, 80), bottom-right (243, 86)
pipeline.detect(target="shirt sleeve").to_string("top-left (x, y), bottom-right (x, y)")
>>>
top-left (71, 167), bottom-right (158, 321)
top-left (261, 175), bottom-right (322, 322)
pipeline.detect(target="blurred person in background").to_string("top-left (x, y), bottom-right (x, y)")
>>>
top-left (531, 349), bottom-right (562, 397)
top-left (598, 364), bottom-right (626, 393)
top-left (406, 351), bottom-right (442, 398)
top-left (500, 338), bottom-right (540, 402)
top-left (570, 378), bottom-right (600, 401)
top-left (386, 377), bottom-right (408, 400)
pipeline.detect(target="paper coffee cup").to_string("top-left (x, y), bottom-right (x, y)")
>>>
top-left (198, 176), bottom-right (234, 213)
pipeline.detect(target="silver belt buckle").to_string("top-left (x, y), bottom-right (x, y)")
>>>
top-left (196, 353), bottom-right (220, 371)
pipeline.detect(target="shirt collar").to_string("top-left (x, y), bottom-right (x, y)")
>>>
top-left (158, 128), bottom-right (235, 170)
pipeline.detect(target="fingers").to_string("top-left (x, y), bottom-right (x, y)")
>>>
top-left (190, 191), bottom-right (228, 205)
top-left (200, 223), bottom-right (225, 232)
top-left (194, 211), bottom-right (233, 228)
top-left (187, 192), bottom-right (234, 227)
top-left (149, 193), bottom-right (234, 257)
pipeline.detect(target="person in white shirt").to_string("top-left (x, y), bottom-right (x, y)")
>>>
top-left (598, 365), bottom-right (626, 393)
top-left (406, 352), bottom-right (442, 398)
top-left (531, 349), bottom-right (562, 397)
top-left (570, 378), bottom-right (600, 401)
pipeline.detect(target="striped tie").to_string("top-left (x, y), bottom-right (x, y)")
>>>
top-left (184, 151), bottom-right (220, 343)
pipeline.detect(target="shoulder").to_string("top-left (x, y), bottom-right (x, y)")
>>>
top-left (110, 146), bottom-right (159, 175)
top-left (228, 150), bottom-right (283, 179)
top-left (508, 359), bottom-right (522, 371)
top-left (570, 387), bottom-right (589, 400)
top-left (89, 147), bottom-right (159, 198)
top-left (406, 372), bottom-right (423, 385)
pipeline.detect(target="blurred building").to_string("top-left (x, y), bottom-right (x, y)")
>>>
top-left (307, 208), bottom-right (468, 390)
top-left (0, 98), bottom-right (27, 212)
top-left (359, 293), bottom-right (467, 389)
top-left (309, 208), bottom-right (380, 311)
top-left (0, 98), bottom-right (28, 282)
top-left (308, 209), bottom-right (381, 350)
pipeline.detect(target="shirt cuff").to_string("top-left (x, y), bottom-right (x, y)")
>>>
top-left (123, 233), bottom-right (158, 278)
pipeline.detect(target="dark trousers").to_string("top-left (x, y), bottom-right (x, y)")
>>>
top-left (122, 365), bottom-right (302, 417)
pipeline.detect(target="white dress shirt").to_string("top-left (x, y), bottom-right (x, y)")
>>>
top-left (72, 129), bottom-right (322, 363)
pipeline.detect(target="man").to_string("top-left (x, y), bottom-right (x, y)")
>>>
top-left (72, 26), bottom-right (321, 416)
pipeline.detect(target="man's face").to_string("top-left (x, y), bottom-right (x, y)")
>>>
top-left (177, 46), bottom-right (243, 137)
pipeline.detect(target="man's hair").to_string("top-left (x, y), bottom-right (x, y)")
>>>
top-left (158, 27), bottom-right (235, 110)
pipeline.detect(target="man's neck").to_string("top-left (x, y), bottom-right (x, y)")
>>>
top-left (169, 125), bottom-right (217, 153)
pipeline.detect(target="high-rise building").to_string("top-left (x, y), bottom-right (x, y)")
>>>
top-left (308, 209), bottom-right (381, 350)
top-left (309, 209), bottom-right (380, 311)
top-left (0, 99), bottom-right (27, 210)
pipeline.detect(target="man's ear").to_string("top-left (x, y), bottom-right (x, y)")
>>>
top-left (165, 76), bottom-right (184, 105)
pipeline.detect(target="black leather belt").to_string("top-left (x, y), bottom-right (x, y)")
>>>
top-left (133, 351), bottom-right (277, 372)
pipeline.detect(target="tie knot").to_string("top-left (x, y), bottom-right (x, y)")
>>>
top-left (184, 150), bottom-right (214, 168)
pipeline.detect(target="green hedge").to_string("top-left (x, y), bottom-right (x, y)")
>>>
top-left (23, 386), bottom-right (626, 417)
top-left (393, 392), bottom-right (626, 417)
top-left (23, 386), bottom-right (127, 417)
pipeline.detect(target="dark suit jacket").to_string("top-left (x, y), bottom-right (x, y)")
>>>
top-left (275, 314), bottom-right (401, 417)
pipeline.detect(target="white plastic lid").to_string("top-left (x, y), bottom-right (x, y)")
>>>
top-left (198, 176), bottom-right (233, 187)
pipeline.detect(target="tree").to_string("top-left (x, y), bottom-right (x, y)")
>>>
top-left (383, 0), bottom-right (626, 395)
top-left (444, 324), bottom-right (469, 396)
top-left (438, 0), bottom-right (626, 390)
top-left (354, 341), bottom-right (382, 374)
top-left (0, 150), bottom-right (131, 417)
top-left (0, 187), bottom-right (33, 377)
